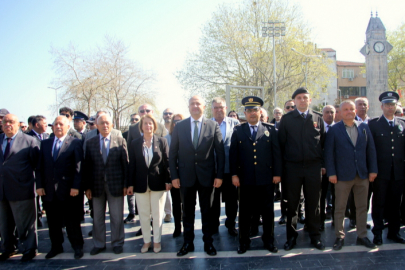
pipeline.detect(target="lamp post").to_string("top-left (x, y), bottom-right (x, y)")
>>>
top-left (262, 21), bottom-right (286, 107)
top-left (48, 86), bottom-right (62, 116)
top-left (291, 48), bottom-right (322, 87)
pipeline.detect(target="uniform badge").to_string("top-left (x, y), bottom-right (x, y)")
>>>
top-left (313, 122), bottom-right (318, 128)
top-left (264, 131), bottom-right (269, 137)
top-left (399, 125), bottom-right (403, 132)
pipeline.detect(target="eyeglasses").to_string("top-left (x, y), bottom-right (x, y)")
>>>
top-left (163, 112), bottom-right (173, 116)
top-left (285, 106), bottom-right (295, 110)
top-left (245, 108), bottom-right (260, 113)
top-left (139, 109), bottom-right (151, 114)
top-left (60, 113), bottom-right (71, 118)
top-left (213, 106), bottom-right (225, 110)
top-left (21, 126), bottom-right (27, 128)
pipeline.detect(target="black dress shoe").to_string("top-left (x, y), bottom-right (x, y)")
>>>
top-left (204, 244), bottom-right (217, 256)
top-left (349, 219), bottom-right (356, 228)
top-left (177, 243), bottom-right (195, 256)
top-left (264, 243), bottom-right (278, 253)
top-left (284, 236), bottom-right (297, 251)
top-left (90, 246), bottom-right (106, 255)
top-left (298, 215), bottom-right (306, 224)
top-left (173, 228), bottom-right (181, 238)
top-left (124, 214), bottom-right (135, 224)
top-left (135, 228), bottom-right (143, 236)
top-left (250, 227), bottom-right (259, 236)
top-left (237, 243), bottom-right (250, 254)
top-left (311, 240), bottom-right (325, 250)
top-left (228, 227), bottom-right (238, 237)
top-left (45, 247), bottom-right (64, 259)
top-left (319, 223), bottom-right (325, 231)
top-left (373, 234), bottom-right (383, 245)
top-left (356, 237), bottom-right (377, 249)
top-left (387, 234), bottom-right (405, 244)
top-left (74, 248), bottom-right (84, 259)
top-left (113, 246), bottom-right (123, 254)
top-left (278, 216), bottom-right (286, 225)
top-left (333, 238), bottom-right (344, 250)
top-left (21, 251), bottom-right (36, 262)
top-left (0, 251), bottom-right (16, 261)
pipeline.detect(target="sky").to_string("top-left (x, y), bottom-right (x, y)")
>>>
top-left (1, 0), bottom-right (404, 125)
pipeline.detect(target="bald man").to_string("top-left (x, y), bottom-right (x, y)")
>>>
top-left (0, 114), bottom-right (40, 261)
top-left (36, 116), bottom-right (84, 259)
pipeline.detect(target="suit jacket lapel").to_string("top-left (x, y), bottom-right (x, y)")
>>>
top-left (197, 117), bottom-right (207, 148)
top-left (56, 136), bottom-right (71, 160)
top-left (0, 134), bottom-right (4, 162)
top-left (338, 121), bottom-right (355, 147)
top-left (106, 133), bottom-right (117, 165)
top-left (242, 123), bottom-right (253, 141)
top-left (255, 122), bottom-right (265, 140)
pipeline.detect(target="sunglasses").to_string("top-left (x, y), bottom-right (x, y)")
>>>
top-left (131, 118), bottom-right (140, 122)
top-left (285, 106), bottom-right (295, 110)
top-left (60, 113), bottom-right (71, 118)
top-left (163, 112), bottom-right (173, 115)
top-left (139, 109), bottom-right (151, 114)
top-left (88, 123), bottom-right (95, 126)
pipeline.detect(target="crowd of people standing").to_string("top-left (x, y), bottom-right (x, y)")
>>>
top-left (1, 86), bottom-right (405, 262)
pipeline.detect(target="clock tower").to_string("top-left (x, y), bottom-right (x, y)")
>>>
top-left (360, 12), bottom-right (393, 117)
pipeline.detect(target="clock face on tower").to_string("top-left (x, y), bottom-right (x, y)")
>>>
top-left (374, 41), bottom-right (385, 53)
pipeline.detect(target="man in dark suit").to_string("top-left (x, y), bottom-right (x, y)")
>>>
top-left (36, 116), bottom-right (84, 259)
top-left (125, 105), bottom-right (166, 225)
top-left (73, 111), bottom-right (89, 138)
top-left (26, 115), bottom-right (50, 226)
top-left (0, 114), bottom-right (40, 261)
top-left (230, 96), bottom-right (282, 254)
top-left (278, 87), bottom-right (326, 251)
top-left (369, 91), bottom-right (405, 245)
top-left (210, 97), bottom-right (240, 236)
top-left (324, 100), bottom-right (378, 250)
top-left (84, 114), bottom-right (129, 255)
top-left (320, 105), bottom-right (336, 231)
top-left (170, 95), bottom-right (225, 256)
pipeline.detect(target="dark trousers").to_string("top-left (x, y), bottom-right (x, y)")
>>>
top-left (372, 172), bottom-right (404, 236)
top-left (349, 182), bottom-right (372, 221)
top-left (212, 173), bottom-right (238, 229)
top-left (239, 184), bottom-right (275, 245)
top-left (285, 162), bottom-right (321, 241)
top-left (43, 195), bottom-right (84, 250)
top-left (280, 178), bottom-right (303, 218)
top-left (180, 181), bottom-right (214, 244)
top-left (170, 187), bottom-right (182, 230)
top-left (320, 174), bottom-right (330, 223)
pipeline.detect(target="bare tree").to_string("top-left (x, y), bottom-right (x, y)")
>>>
top-left (50, 36), bottom-right (156, 129)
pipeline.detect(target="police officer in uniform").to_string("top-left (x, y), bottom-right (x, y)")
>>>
top-left (230, 96), bottom-right (282, 254)
top-left (369, 91), bottom-right (405, 245)
top-left (278, 87), bottom-right (326, 251)
top-left (73, 111), bottom-right (89, 139)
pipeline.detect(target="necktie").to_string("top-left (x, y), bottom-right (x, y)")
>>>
top-left (193, 121), bottom-right (199, 149)
top-left (301, 113), bottom-right (306, 119)
top-left (251, 126), bottom-right (257, 140)
top-left (389, 121), bottom-right (393, 127)
top-left (102, 137), bottom-right (108, 164)
top-left (3, 138), bottom-right (11, 159)
top-left (39, 134), bottom-right (43, 141)
top-left (53, 139), bottom-right (61, 161)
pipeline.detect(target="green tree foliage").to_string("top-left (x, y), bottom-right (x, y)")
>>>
top-left (387, 23), bottom-right (405, 100)
top-left (176, 0), bottom-right (335, 112)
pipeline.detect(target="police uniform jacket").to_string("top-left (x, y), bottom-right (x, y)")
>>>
top-left (229, 122), bottom-right (282, 186)
top-left (368, 116), bottom-right (405, 181)
top-left (278, 109), bottom-right (325, 164)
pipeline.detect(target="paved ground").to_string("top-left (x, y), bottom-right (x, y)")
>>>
top-left (1, 199), bottom-right (405, 269)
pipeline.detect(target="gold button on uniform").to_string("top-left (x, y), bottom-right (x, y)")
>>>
top-left (253, 143), bottom-right (256, 146)
top-left (254, 156), bottom-right (256, 159)
top-left (254, 162), bottom-right (257, 165)
top-left (254, 149), bottom-right (256, 152)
